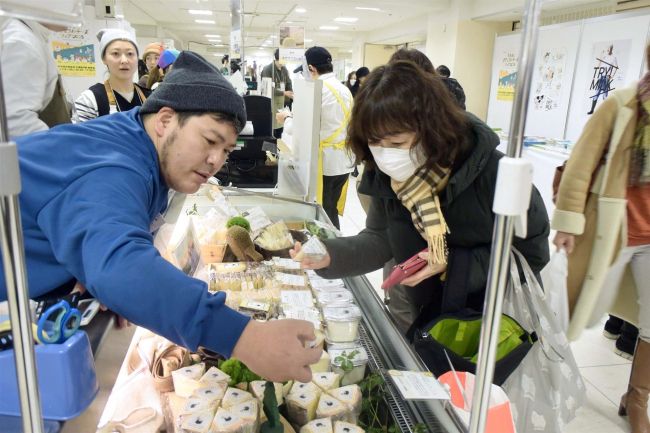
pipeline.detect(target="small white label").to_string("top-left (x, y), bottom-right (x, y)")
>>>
top-left (310, 278), bottom-right (345, 289)
top-left (275, 272), bottom-right (306, 287)
top-left (273, 257), bottom-right (301, 270)
top-left (242, 207), bottom-right (273, 234)
top-left (281, 290), bottom-right (314, 307)
top-left (387, 370), bottom-right (449, 400)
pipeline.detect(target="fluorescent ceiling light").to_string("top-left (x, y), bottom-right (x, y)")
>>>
top-left (285, 21), bottom-right (293, 24)
top-left (188, 9), bottom-right (212, 15)
top-left (334, 17), bottom-right (358, 23)
top-left (304, 38), bottom-right (313, 42)
top-left (319, 25), bottom-right (339, 30)
top-left (355, 7), bottom-right (381, 12)
top-left (204, 34), bottom-right (220, 38)
top-left (195, 19), bottom-right (215, 24)
top-left (208, 39), bottom-right (220, 42)
top-left (295, 7), bottom-right (307, 13)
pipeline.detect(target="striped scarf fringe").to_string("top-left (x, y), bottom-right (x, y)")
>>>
top-left (392, 163), bottom-right (451, 265)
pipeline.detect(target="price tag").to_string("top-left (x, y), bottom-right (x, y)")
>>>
top-left (275, 272), bottom-right (306, 287)
top-left (273, 257), bottom-right (301, 270)
top-left (280, 290), bottom-right (314, 307)
top-left (387, 370), bottom-right (450, 400)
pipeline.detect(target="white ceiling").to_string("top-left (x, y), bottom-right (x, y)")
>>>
top-left (119, 0), bottom-right (614, 56)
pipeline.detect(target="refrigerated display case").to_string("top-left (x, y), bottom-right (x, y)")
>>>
top-left (99, 186), bottom-right (465, 433)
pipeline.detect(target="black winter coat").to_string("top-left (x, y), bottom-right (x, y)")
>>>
top-left (317, 114), bottom-right (550, 314)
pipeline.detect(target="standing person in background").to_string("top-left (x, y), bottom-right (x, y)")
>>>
top-left (350, 66), bottom-right (369, 97)
top-left (261, 48), bottom-right (293, 138)
top-left (221, 54), bottom-right (230, 76)
top-left (276, 47), bottom-right (354, 229)
top-left (435, 65), bottom-right (466, 110)
top-left (0, 18), bottom-right (71, 138)
top-left (229, 59), bottom-right (248, 96)
top-left (74, 29), bottom-right (150, 122)
top-left (345, 71), bottom-right (356, 92)
top-left (553, 44), bottom-right (650, 433)
top-left (147, 49), bottom-right (180, 90)
top-left (138, 42), bottom-right (162, 88)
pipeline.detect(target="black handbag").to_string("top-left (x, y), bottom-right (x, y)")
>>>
top-left (408, 248), bottom-right (536, 386)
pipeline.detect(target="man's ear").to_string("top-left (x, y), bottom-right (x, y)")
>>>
top-left (154, 107), bottom-right (176, 137)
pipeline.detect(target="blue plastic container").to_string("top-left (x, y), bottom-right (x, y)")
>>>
top-left (0, 331), bottom-right (98, 420)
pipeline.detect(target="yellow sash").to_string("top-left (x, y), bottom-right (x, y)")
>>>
top-left (317, 81), bottom-right (352, 215)
top-left (104, 80), bottom-right (147, 113)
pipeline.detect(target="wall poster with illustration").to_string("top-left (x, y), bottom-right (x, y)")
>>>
top-left (525, 24), bottom-right (580, 139)
top-left (565, 14), bottom-right (650, 141)
top-left (486, 33), bottom-right (520, 133)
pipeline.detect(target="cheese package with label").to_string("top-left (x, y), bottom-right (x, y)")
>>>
top-left (300, 417), bottom-right (333, 433)
top-left (211, 407), bottom-right (247, 433)
top-left (173, 363), bottom-right (206, 398)
top-left (193, 384), bottom-right (227, 404)
top-left (249, 380), bottom-right (284, 406)
top-left (289, 381), bottom-right (322, 398)
top-left (312, 372), bottom-right (341, 392)
top-left (180, 397), bottom-right (218, 418)
top-left (328, 385), bottom-right (362, 423)
top-left (200, 367), bottom-right (231, 386)
top-left (334, 421), bottom-right (365, 433)
top-left (230, 399), bottom-right (259, 433)
top-left (316, 394), bottom-right (348, 423)
top-left (180, 409), bottom-right (214, 433)
top-left (221, 387), bottom-right (254, 409)
top-left (286, 389), bottom-right (320, 427)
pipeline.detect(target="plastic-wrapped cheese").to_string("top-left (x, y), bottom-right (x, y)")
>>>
top-left (180, 409), bottom-right (214, 433)
top-left (334, 421), bottom-right (365, 433)
top-left (249, 380), bottom-right (284, 406)
top-left (193, 384), bottom-right (227, 403)
top-left (173, 363), bottom-right (206, 398)
top-left (329, 345), bottom-right (368, 386)
top-left (230, 399), bottom-right (259, 433)
top-left (328, 385), bottom-right (362, 424)
top-left (286, 388), bottom-right (320, 426)
top-left (310, 350), bottom-right (331, 374)
top-left (180, 397), bottom-right (218, 417)
top-left (316, 394), bottom-right (348, 423)
top-left (312, 372), bottom-right (341, 392)
top-left (200, 366), bottom-right (231, 385)
top-left (300, 417), bottom-right (333, 433)
top-left (211, 408), bottom-right (247, 433)
top-left (221, 387), bottom-right (254, 409)
top-left (290, 381), bottom-right (322, 398)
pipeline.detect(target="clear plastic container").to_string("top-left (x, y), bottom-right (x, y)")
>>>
top-left (329, 344), bottom-right (368, 385)
top-left (323, 305), bottom-right (361, 343)
top-left (316, 290), bottom-right (354, 308)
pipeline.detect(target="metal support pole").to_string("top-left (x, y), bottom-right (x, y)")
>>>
top-left (0, 55), bottom-right (44, 433)
top-left (0, 3), bottom-right (84, 431)
top-left (468, 1), bottom-right (542, 432)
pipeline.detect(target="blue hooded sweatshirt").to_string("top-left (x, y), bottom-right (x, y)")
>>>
top-left (0, 108), bottom-right (249, 357)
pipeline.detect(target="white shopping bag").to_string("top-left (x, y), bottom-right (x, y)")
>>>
top-left (540, 250), bottom-right (569, 332)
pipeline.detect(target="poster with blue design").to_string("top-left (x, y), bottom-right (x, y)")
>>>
top-left (584, 39), bottom-right (631, 115)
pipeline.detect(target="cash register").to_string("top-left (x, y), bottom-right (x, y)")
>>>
top-left (214, 95), bottom-right (278, 188)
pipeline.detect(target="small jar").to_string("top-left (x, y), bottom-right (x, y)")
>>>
top-left (329, 344), bottom-right (368, 385)
top-left (323, 305), bottom-right (361, 343)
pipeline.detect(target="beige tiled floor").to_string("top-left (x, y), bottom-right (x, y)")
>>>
top-left (60, 176), bottom-right (644, 433)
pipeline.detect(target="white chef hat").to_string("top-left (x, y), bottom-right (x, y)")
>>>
top-left (96, 28), bottom-right (138, 58)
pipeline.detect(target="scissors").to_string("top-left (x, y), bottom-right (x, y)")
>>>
top-left (37, 300), bottom-right (81, 344)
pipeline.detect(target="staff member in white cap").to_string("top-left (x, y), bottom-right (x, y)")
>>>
top-left (74, 28), bottom-right (150, 122)
top-left (1, 51), bottom-right (321, 383)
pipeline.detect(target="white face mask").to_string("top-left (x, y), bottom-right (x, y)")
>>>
top-left (349, 79), bottom-right (356, 86)
top-left (368, 146), bottom-right (425, 182)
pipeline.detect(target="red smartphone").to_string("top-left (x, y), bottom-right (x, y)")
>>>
top-left (381, 248), bottom-right (428, 290)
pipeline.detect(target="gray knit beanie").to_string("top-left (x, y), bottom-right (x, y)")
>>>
top-left (140, 51), bottom-right (246, 131)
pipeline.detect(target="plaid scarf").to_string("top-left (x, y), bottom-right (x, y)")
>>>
top-left (630, 72), bottom-right (650, 186)
top-left (391, 163), bottom-right (451, 265)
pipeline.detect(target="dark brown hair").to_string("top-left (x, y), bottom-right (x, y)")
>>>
top-left (647, 43), bottom-right (650, 70)
top-left (347, 60), bottom-right (469, 170)
top-left (389, 49), bottom-right (435, 74)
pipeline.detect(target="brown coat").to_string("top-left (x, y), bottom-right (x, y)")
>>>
top-left (552, 85), bottom-right (640, 339)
